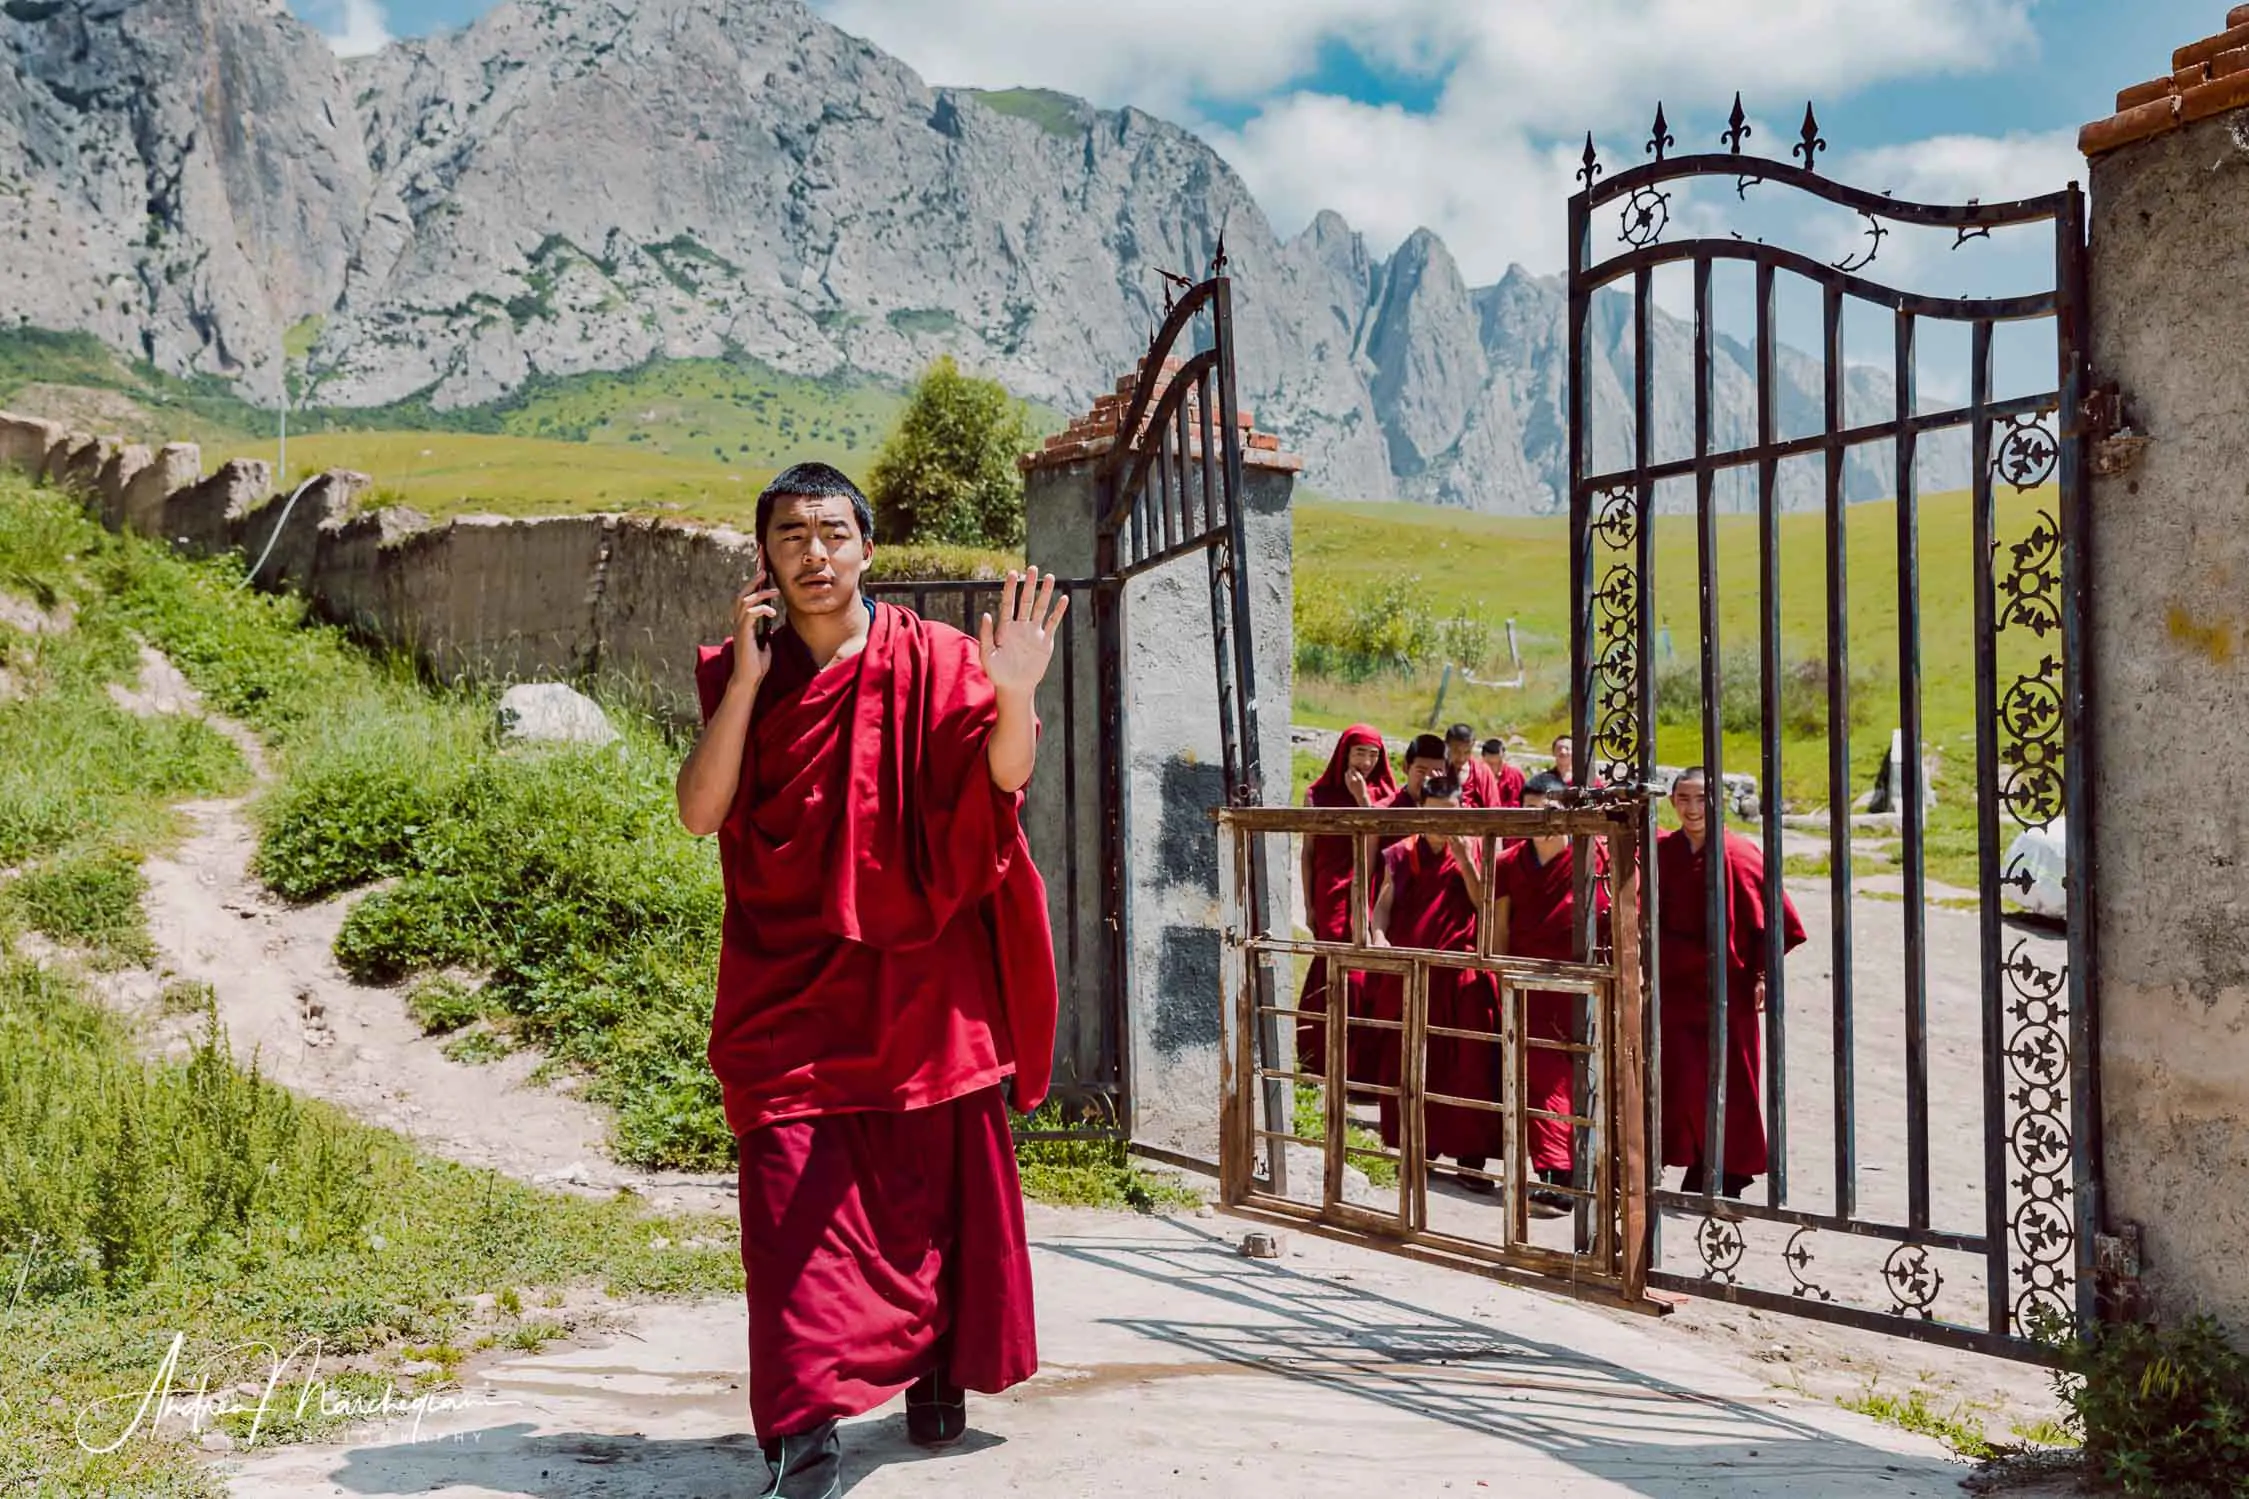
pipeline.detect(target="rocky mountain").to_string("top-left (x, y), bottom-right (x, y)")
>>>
top-left (0, 0), bottom-right (1941, 513)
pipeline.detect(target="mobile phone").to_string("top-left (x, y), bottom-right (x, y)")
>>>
top-left (752, 565), bottom-right (774, 648)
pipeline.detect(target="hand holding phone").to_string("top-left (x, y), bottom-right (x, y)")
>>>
top-left (733, 565), bottom-right (780, 686)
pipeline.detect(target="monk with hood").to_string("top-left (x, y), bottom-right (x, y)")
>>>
top-left (676, 463), bottom-right (1064, 1498)
top-left (1296, 726), bottom-right (1397, 1077)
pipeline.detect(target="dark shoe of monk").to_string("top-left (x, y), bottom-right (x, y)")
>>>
top-left (1455, 1155), bottom-right (1496, 1194)
top-left (759, 1419), bottom-right (841, 1499)
top-left (906, 1369), bottom-right (967, 1448)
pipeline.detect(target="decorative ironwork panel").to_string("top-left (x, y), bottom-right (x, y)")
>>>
top-left (1566, 92), bottom-right (2095, 1361)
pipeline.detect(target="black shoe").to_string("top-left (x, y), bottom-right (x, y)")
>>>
top-left (759, 1419), bottom-right (841, 1499)
top-left (906, 1369), bottom-right (967, 1449)
top-left (1455, 1155), bottom-right (1495, 1194)
top-left (1528, 1184), bottom-right (1573, 1218)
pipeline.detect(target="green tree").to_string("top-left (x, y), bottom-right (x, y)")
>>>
top-left (869, 356), bottom-right (1035, 548)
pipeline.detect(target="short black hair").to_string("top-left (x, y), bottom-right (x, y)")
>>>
top-left (1524, 770), bottom-right (1568, 799)
top-left (1406, 732), bottom-right (1448, 766)
top-left (1480, 737), bottom-right (1505, 756)
top-left (1673, 766), bottom-right (1708, 789)
top-left (1422, 772), bottom-right (1461, 799)
top-left (755, 463), bottom-right (873, 547)
top-left (1445, 722), bottom-right (1476, 744)
top-left (1552, 732), bottom-right (1572, 750)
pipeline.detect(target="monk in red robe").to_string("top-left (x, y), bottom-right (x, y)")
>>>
top-left (1366, 771), bottom-right (1503, 1190)
top-left (1296, 726), bottom-right (1397, 1076)
top-left (1445, 722), bottom-right (1514, 808)
top-left (1492, 770), bottom-right (1608, 1219)
top-left (675, 463), bottom-right (1063, 1498)
top-left (1479, 737), bottom-right (1527, 808)
top-left (1656, 766), bottom-right (1806, 1200)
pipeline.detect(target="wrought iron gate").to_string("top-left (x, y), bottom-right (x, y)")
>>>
top-left (872, 254), bottom-right (1265, 1152)
top-left (1096, 253), bottom-right (1271, 1167)
top-left (1565, 97), bottom-right (2099, 1356)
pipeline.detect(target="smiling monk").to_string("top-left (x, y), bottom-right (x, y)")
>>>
top-left (674, 463), bottom-right (1065, 1499)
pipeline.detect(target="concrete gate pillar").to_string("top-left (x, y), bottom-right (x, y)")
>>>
top-left (2079, 46), bottom-right (2249, 1329)
top-left (1020, 358), bottom-right (1300, 1160)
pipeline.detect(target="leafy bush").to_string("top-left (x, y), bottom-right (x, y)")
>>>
top-left (869, 355), bottom-right (1036, 549)
top-left (2048, 1315), bottom-right (2249, 1496)
top-left (1294, 573), bottom-right (1494, 682)
top-left (1653, 644), bottom-right (1876, 738)
top-left (867, 541), bottom-right (1021, 581)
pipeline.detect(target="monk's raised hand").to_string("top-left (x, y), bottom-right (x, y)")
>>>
top-left (979, 566), bottom-right (1068, 696)
top-left (733, 573), bottom-right (780, 686)
top-left (1344, 767), bottom-right (1370, 806)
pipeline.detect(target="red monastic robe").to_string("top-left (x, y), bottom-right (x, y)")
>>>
top-left (1368, 838), bottom-right (1504, 1162)
top-left (1296, 726), bottom-right (1398, 1077)
top-left (1654, 827), bottom-right (1807, 1178)
top-left (695, 602), bottom-right (1055, 1439)
top-left (1462, 756), bottom-right (1524, 809)
top-left (1493, 839), bottom-right (1610, 1173)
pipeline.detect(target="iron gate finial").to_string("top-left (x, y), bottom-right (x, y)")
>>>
top-left (1792, 103), bottom-right (1826, 168)
top-left (1577, 133), bottom-right (1603, 188)
top-left (1722, 92), bottom-right (1752, 153)
top-left (1646, 103), bottom-right (1674, 162)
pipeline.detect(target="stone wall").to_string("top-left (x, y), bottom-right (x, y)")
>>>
top-left (2080, 27), bottom-right (2249, 1330)
top-left (0, 410), bottom-right (740, 717)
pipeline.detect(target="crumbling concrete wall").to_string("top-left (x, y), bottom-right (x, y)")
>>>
top-left (2084, 106), bottom-right (2249, 1331)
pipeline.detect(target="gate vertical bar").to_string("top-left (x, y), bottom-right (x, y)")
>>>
top-left (1824, 282), bottom-right (1857, 1219)
top-left (1755, 259), bottom-right (1787, 1208)
top-left (1210, 277), bottom-right (1285, 1185)
top-left (2055, 185), bottom-right (2102, 1330)
top-left (1968, 317), bottom-right (2009, 1334)
top-left (1567, 182), bottom-right (1593, 809)
top-left (1635, 264), bottom-right (1662, 1237)
top-left (1896, 308), bottom-right (1931, 1234)
top-left (1693, 253), bottom-right (1730, 1205)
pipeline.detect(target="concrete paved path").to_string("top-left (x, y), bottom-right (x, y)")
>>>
top-left (225, 1206), bottom-right (1976, 1498)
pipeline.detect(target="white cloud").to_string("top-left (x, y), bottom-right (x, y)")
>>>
top-left (1838, 128), bottom-right (2086, 204)
top-left (316, 0), bottom-right (392, 57)
top-left (811, 0), bottom-right (2046, 281)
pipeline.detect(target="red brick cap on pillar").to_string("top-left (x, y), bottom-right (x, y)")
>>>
top-left (1019, 351), bottom-right (1305, 474)
top-left (2082, 6), bottom-right (2249, 156)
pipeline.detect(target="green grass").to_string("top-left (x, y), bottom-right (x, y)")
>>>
top-left (0, 482), bottom-right (249, 963)
top-left (1839, 1382), bottom-right (2000, 1460)
top-left (0, 962), bottom-right (743, 1495)
top-left (964, 87), bottom-right (1088, 137)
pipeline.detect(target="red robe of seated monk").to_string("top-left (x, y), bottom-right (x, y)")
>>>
top-left (1296, 726), bottom-right (1397, 1079)
top-left (695, 601), bottom-right (1056, 1441)
top-left (1655, 827), bottom-right (1806, 1180)
top-left (1492, 838), bottom-right (1610, 1174)
top-left (1367, 837), bottom-right (1504, 1163)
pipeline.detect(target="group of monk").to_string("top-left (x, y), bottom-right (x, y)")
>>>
top-left (1296, 722), bottom-right (1807, 1216)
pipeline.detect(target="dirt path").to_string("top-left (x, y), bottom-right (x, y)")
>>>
top-left (91, 647), bottom-right (735, 1215)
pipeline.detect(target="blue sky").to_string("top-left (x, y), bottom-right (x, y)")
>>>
top-left (295, 0), bottom-right (2212, 287)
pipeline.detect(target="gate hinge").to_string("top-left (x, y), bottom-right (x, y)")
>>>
top-left (2094, 1221), bottom-right (2150, 1323)
top-left (2084, 378), bottom-right (2150, 478)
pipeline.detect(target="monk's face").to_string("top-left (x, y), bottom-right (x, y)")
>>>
top-left (1445, 740), bottom-right (1471, 772)
top-left (1405, 756), bottom-right (1446, 796)
top-left (762, 493), bottom-right (871, 618)
top-left (1671, 777), bottom-right (1709, 840)
top-left (1552, 738), bottom-right (1573, 779)
top-left (1347, 744), bottom-right (1381, 777)
top-left (1480, 750), bottom-right (1507, 780)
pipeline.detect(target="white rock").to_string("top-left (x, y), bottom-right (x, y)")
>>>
top-left (496, 683), bottom-right (618, 747)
